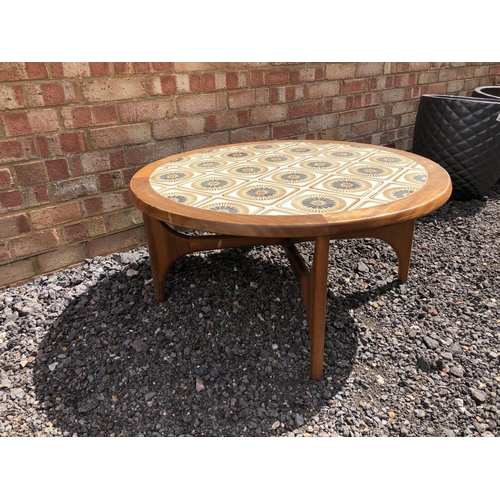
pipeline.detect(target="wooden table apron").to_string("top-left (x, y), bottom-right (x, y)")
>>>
top-left (129, 140), bottom-right (452, 380)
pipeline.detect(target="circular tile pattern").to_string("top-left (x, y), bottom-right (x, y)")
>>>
top-left (157, 170), bottom-right (192, 182)
top-left (237, 184), bottom-right (286, 202)
top-left (220, 151), bottom-right (255, 160)
top-left (203, 202), bottom-right (249, 214)
top-left (227, 165), bottom-right (268, 176)
top-left (326, 151), bottom-right (362, 159)
top-left (164, 191), bottom-right (198, 205)
top-left (347, 164), bottom-right (394, 177)
top-left (192, 177), bottom-right (235, 191)
top-left (403, 172), bottom-right (428, 184)
top-left (291, 194), bottom-right (346, 213)
top-left (258, 154), bottom-right (296, 164)
top-left (299, 160), bottom-right (340, 170)
top-left (383, 186), bottom-right (418, 200)
top-left (192, 160), bottom-right (227, 170)
top-left (324, 177), bottom-right (371, 193)
top-left (370, 155), bottom-right (407, 164)
top-left (271, 171), bottom-right (315, 184)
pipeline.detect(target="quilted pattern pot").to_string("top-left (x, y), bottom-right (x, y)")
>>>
top-left (412, 94), bottom-right (500, 200)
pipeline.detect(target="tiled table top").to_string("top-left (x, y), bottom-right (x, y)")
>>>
top-left (149, 141), bottom-right (428, 216)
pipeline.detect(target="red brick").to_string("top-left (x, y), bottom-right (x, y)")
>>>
top-left (381, 89), bottom-right (407, 103)
top-left (226, 72), bottom-right (240, 89)
top-left (369, 76), bottom-right (394, 91)
top-left (250, 70), bottom-right (264, 87)
top-left (339, 109), bottom-right (368, 125)
top-left (45, 158), bottom-right (69, 181)
top-left (0, 241), bottom-right (11, 262)
top-left (50, 176), bottom-right (98, 202)
top-left (98, 171), bottom-right (123, 191)
top-left (0, 85), bottom-right (25, 110)
top-left (59, 131), bottom-right (88, 153)
top-left (325, 63), bottom-right (356, 80)
top-left (228, 90), bottom-right (256, 109)
top-left (0, 190), bottom-right (23, 210)
top-left (37, 244), bottom-right (87, 273)
top-left (159, 75), bottom-right (177, 94)
top-left (325, 96), bottom-right (353, 113)
top-left (0, 260), bottom-right (35, 287)
top-left (14, 161), bottom-right (49, 185)
top-left (355, 63), bottom-right (385, 78)
top-left (426, 82), bottom-right (447, 94)
top-left (11, 229), bottom-right (59, 257)
top-left (202, 73), bottom-right (216, 92)
top-left (81, 78), bottom-right (146, 102)
top-left (62, 217), bottom-right (107, 244)
top-left (82, 192), bottom-right (130, 217)
top-left (73, 151), bottom-right (125, 175)
top-left (119, 99), bottom-right (175, 122)
top-left (264, 70), bottom-right (290, 85)
top-left (125, 139), bottom-right (181, 166)
top-left (0, 213), bottom-right (30, 238)
top-left (30, 201), bottom-right (81, 229)
top-left (183, 131), bottom-right (230, 151)
top-left (439, 68), bottom-right (459, 81)
top-left (104, 207), bottom-right (143, 232)
top-left (44, 82), bottom-right (76, 105)
top-left (0, 138), bottom-right (36, 164)
top-left (290, 101), bottom-right (323, 119)
top-left (152, 116), bottom-right (204, 140)
top-left (351, 120), bottom-right (378, 137)
top-left (341, 79), bottom-right (369, 94)
top-left (177, 94), bottom-right (226, 115)
top-left (61, 104), bottom-right (118, 129)
top-left (272, 121), bottom-right (306, 139)
top-left (307, 114), bottom-right (338, 133)
top-left (230, 125), bottom-right (270, 143)
top-left (151, 63), bottom-right (174, 72)
top-left (205, 111), bottom-right (248, 132)
top-left (250, 105), bottom-right (288, 125)
top-left (307, 82), bottom-right (340, 99)
top-left (0, 168), bottom-right (13, 189)
top-left (87, 228), bottom-right (140, 258)
top-left (2, 112), bottom-right (31, 136)
top-left (89, 62), bottom-right (111, 76)
top-left (418, 71), bottom-right (439, 85)
top-left (90, 123), bottom-right (151, 149)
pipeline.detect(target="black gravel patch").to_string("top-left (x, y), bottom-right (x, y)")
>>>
top-left (1, 184), bottom-right (499, 437)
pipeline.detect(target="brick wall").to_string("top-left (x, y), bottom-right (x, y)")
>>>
top-left (1, 62), bottom-right (499, 287)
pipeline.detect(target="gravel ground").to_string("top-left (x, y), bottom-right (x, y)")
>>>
top-left (1, 184), bottom-right (499, 437)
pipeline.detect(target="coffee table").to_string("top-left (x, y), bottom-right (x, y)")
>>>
top-left (129, 140), bottom-right (452, 379)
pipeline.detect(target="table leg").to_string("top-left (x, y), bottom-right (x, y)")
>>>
top-left (283, 236), bottom-right (330, 380)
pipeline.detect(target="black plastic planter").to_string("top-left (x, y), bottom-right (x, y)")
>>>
top-left (472, 86), bottom-right (500, 100)
top-left (412, 94), bottom-right (500, 200)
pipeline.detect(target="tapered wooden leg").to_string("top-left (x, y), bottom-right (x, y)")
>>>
top-left (283, 236), bottom-right (330, 380)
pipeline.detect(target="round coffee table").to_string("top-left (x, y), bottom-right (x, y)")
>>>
top-left (130, 140), bottom-right (452, 379)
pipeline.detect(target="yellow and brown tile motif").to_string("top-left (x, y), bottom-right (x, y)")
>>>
top-left (149, 142), bottom-right (428, 215)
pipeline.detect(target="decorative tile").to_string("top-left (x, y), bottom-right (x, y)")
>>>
top-left (149, 141), bottom-right (429, 216)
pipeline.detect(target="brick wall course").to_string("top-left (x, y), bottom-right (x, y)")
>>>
top-left (0, 61), bottom-right (498, 288)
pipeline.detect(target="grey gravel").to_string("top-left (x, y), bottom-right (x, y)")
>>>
top-left (1, 183), bottom-right (499, 437)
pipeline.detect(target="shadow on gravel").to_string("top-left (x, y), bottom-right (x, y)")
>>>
top-left (32, 246), bottom-right (388, 437)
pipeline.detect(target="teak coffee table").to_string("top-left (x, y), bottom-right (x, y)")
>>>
top-left (130, 140), bottom-right (452, 379)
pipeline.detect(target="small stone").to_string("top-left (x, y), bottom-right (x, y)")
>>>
top-left (126, 269), bottom-right (139, 277)
top-left (271, 421), bottom-right (280, 430)
top-left (414, 409), bottom-right (426, 418)
top-left (294, 414), bottom-right (305, 427)
top-left (449, 365), bottom-right (464, 378)
top-left (358, 261), bottom-right (369, 273)
top-left (470, 388), bottom-right (487, 404)
top-left (48, 362), bottom-right (58, 371)
top-left (423, 336), bottom-right (440, 350)
top-left (376, 375), bottom-right (385, 385)
top-left (417, 356), bottom-right (431, 372)
top-left (195, 377), bottom-right (205, 392)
